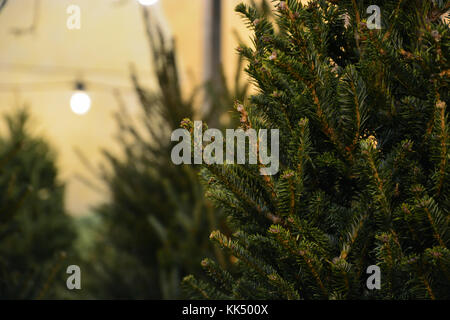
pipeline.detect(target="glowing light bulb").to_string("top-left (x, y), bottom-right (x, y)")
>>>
top-left (70, 91), bottom-right (91, 115)
top-left (138, 0), bottom-right (159, 6)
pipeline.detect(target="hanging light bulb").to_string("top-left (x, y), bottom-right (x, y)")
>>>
top-left (137, 0), bottom-right (159, 6)
top-left (70, 82), bottom-right (91, 115)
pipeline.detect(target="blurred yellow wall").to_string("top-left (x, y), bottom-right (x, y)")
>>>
top-left (0, 0), bottom-right (260, 215)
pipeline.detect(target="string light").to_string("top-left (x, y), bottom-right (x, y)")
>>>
top-left (70, 82), bottom-right (91, 115)
top-left (137, 0), bottom-right (159, 6)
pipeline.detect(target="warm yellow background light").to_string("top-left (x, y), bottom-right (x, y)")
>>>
top-left (0, 0), bottom-right (284, 215)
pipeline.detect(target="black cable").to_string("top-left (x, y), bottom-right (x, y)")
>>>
top-left (0, 62), bottom-right (153, 79)
top-left (0, 80), bottom-right (136, 92)
top-left (0, 0), bottom-right (7, 13)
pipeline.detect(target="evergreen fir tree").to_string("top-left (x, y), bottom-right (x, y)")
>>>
top-left (0, 109), bottom-right (76, 299)
top-left (183, 0), bottom-right (449, 300)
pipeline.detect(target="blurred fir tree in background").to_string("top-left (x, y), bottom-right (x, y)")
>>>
top-left (0, 109), bottom-right (76, 299)
top-left (77, 7), bottom-right (250, 299)
top-left (183, 0), bottom-right (449, 300)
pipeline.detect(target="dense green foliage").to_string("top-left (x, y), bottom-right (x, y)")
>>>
top-left (183, 0), bottom-right (450, 299)
top-left (0, 110), bottom-right (75, 299)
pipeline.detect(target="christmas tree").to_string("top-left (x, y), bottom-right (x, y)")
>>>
top-left (0, 109), bottom-right (76, 299)
top-left (183, 0), bottom-right (449, 299)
